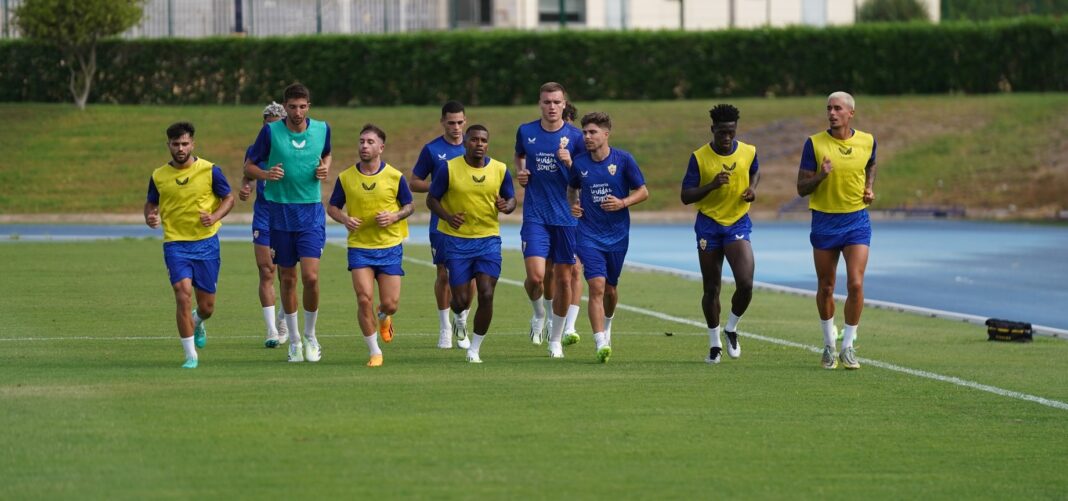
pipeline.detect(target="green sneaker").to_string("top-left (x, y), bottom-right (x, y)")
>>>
top-left (821, 345), bottom-right (838, 370)
top-left (839, 346), bottom-right (860, 370)
top-left (597, 345), bottom-right (612, 363)
top-left (181, 357), bottom-right (198, 369)
top-left (563, 331), bottom-right (580, 346)
top-left (192, 309), bottom-right (206, 349)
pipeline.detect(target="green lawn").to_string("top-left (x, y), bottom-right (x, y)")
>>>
top-left (2, 95), bottom-right (1067, 216)
top-left (1, 239), bottom-right (1065, 499)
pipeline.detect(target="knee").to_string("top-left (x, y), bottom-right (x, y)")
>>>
top-left (198, 302), bottom-right (215, 318)
top-left (258, 264), bottom-right (275, 282)
top-left (847, 278), bottom-right (864, 297)
top-left (734, 277), bottom-right (754, 295)
top-left (379, 299), bottom-right (399, 315)
top-left (477, 289), bottom-right (495, 306)
top-left (356, 293), bottom-right (375, 311)
top-left (301, 271), bottom-right (319, 287)
top-left (818, 281), bottom-right (836, 297)
top-left (279, 272), bottom-right (298, 289)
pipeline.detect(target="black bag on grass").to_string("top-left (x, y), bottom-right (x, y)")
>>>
top-left (985, 318), bottom-right (1032, 342)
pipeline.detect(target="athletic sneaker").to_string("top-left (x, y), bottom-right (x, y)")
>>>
top-left (597, 345), bottom-right (612, 363)
top-left (455, 320), bottom-right (470, 349)
top-left (725, 330), bottom-right (741, 359)
top-left (181, 357), bottom-right (198, 369)
top-left (367, 354), bottom-right (383, 368)
top-left (304, 340), bottom-right (322, 363)
top-left (276, 311), bottom-right (288, 344)
top-left (529, 315), bottom-right (547, 345)
top-left (821, 346), bottom-right (838, 370)
top-left (192, 308), bottom-right (206, 349)
top-left (264, 332), bottom-right (280, 349)
top-left (548, 342), bottom-right (564, 359)
top-left (378, 315), bottom-right (394, 343)
top-left (288, 342), bottom-right (304, 363)
top-left (437, 329), bottom-right (453, 349)
top-left (705, 346), bottom-right (722, 364)
top-left (563, 331), bottom-right (580, 346)
top-left (466, 351), bottom-right (482, 364)
top-left (839, 346), bottom-right (860, 370)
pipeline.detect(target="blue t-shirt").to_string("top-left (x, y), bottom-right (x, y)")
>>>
top-left (243, 145), bottom-right (272, 230)
top-left (514, 120), bottom-right (585, 226)
top-left (568, 148), bottom-right (646, 252)
top-left (246, 118), bottom-right (332, 231)
top-left (412, 136), bottom-right (465, 235)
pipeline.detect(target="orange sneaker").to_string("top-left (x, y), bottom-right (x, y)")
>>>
top-left (366, 354), bottom-right (383, 367)
top-left (378, 314), bottom-right (394, 343)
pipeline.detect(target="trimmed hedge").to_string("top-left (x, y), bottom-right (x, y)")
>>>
top-left (1, 18), bottom-right (1065, 106)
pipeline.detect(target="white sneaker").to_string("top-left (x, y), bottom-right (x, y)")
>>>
top-left (466, 351), bottom-right (482, 364)
top-left (437, 329), bottom-right (453, 349)
top-left (288, 342), bottom-right (304, 363)
top-left (705, 346), bottom-right (722, 364)
top-left (304, 340), bottom-right (321, 363)
top-left (548, 341), bottom-right (564, 358)
top-left (725, 330), bottom-right (741, 359)
top-left (276, 311), bottom-right (288, 344)
top-left (529, 315), bottom-right (547, 345)
top-left (454, 319), bottom-right (470, 349)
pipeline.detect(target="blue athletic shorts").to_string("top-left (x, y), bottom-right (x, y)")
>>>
top-left (271, 226), bottom-right (325, 268)
top-left (810, 209), bottom-right (871, 250)
top-left (576, 246), bottom-right (627, 286)
top-left (347, 245), bottom-right (404, 276)
top-left (695, 213), bottom-right (752, 251)
top-left (441, 235), bottom-right (502, 286)
top-left (165, 255), bottom-right (220, 293)
top-left (429, 232), bottom-right (447, 266)
top-left (252, 226), bottom-right (270, 247)
top-left (521, 221), bottom-right (577, 264)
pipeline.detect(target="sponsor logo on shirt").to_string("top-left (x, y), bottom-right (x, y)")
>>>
top-left (437, 153), bottom-right (447, 160)
top-left (838, 146), bottom-right (853, 156)
top-left (721, 162), bottom-right (737, 172)
top-left (580, 170), bottom-right (589, 177)
top-left (472, 175), bottom-right (486, 183)
top-left (291, 139), bottom-right (307, 149)
top-left (361, 182), bottom-right (377, 190)
top-left (527, 137), bottom-right (537, 144)
top-left (176, 177), bottom-right (190, 185)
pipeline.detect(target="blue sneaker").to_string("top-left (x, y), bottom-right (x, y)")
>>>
top-left (181, 358), bottom-right (198, 369)
top-left (192, 309), bottom-right (206, 349)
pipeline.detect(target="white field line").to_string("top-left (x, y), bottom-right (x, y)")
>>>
top-left (403, 255), bottom-right (1068, 412)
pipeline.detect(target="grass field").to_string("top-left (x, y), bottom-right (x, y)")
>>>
top-left (2, 94), bottom-right (1067, 216)
top-left (1, 239), bottom-right (1066, 499)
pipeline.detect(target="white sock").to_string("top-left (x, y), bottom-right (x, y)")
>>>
top-left (842, 324), bottom-right (858, 349)
top-left (192, 310), bottom-right (204, 328)
top-left (262, 306), bottom-right (279, 337)
top-left (181, 336), bottom-right (197, 360)
top-left (725, 312), bottom-right (742, 332)
top-left (460, 309), bottom-right (470, 325)
top-left (605, 315), bottom-right (614, 341)
top-left (303, 310), bottom-right (318, 343)
top-left (364, 333), bottom-right (382, 356)
top-left (542, 298), bottom-right (553, 317)
top-left (530, 298), bottom-right (545, 318)
top-left (594, 331), bottom-right (607, 350)
top-left (564, 304), bottom-right (580, 333)
top-left (709, 326), bottom-right (722, 348)
top-left (469, 333), bottom-right (485, 353)
top-left (438, 308), bottom-right (451, 332)
top-left (549, 313), bottom-right (566, 343)
top-left (285, 312), bottom-right (301, 344)
top-left (821, 318), bottom-right (837, 348)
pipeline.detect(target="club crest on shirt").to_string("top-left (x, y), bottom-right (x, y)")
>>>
top-left (175, 177), bottom-right (190, 186)
top-left (361, 182), bottom-right (377, 191)
top-left (838, 146), bottom-right (853, 156)
top-left (607, 164), bottom-right (617, 176)
top-left (291, 139), bottom-right (306, 149)
top-left (472, 175), bottom-right (486, 183)
top-left (699, 238), bottom-right (708, 251)
top-left (721, 162), bottom-right (737, 172)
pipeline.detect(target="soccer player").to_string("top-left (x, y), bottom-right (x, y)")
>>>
top-left (427, 125), bottom-right (517, 363)
top-left (796, 91), bottom-right (878, 370)
top-left (328, 124), bottom-right (414, 368)
top-left (514, 82), bottom-right (586, 357)
top-left (680, 104), bottom-right (760, 365)
top-left (543, 101), bottom-right (585, 343)
top-left (409, 101), bottom-right (474, 350)
top-left (244, 83), bottom-right (332, 363)
top-left (237, 102), bottom-right (289, 348)
top-left (568, 112), bottom-right (649, 363)
top-left (144, 122), bottom-right (235, 369)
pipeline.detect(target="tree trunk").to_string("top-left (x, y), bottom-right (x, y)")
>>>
top-left (67, 43), bottom-right (97, 110)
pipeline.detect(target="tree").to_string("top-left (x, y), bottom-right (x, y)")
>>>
top-left (857, 0), bottom-right (930, 22)
top-left (14, 0), bottom-right (144, 110)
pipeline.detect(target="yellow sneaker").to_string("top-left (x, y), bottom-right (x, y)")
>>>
top-left (378, 315), bottom-right (394, 343)
top-left (367, 354), bottom-right (383, 367)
